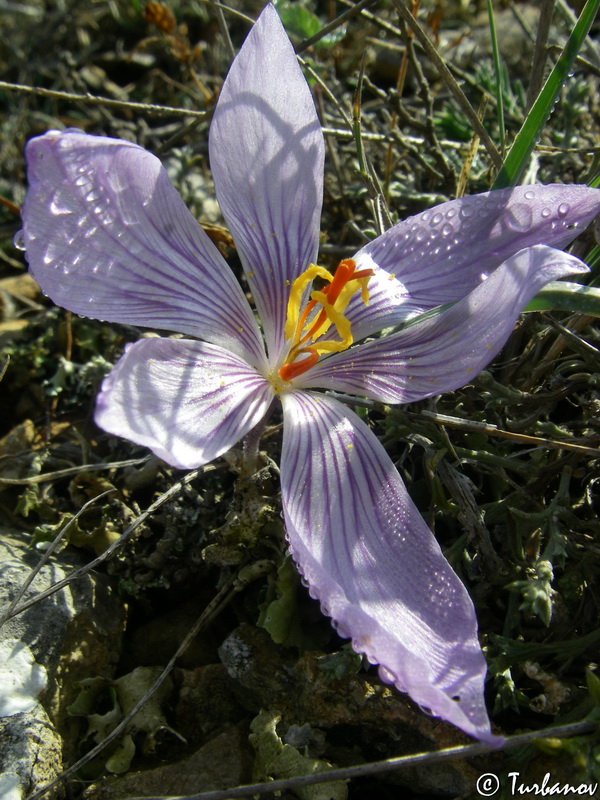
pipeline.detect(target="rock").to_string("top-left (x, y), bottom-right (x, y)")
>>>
top-left (0, 710), bottom-right (63, 800)
top-left (0, 639), bottom-right (47, 716)
top-left (219, 624), bottom-right (481, 796)
top-left (119, 598), bottom-right (219, 671)
top-left (0, 527), bottom-right (127, 797)
top-left (82, 725), bottom-right (254, 799)
top-left (174, 663), bottom-right (246, 746)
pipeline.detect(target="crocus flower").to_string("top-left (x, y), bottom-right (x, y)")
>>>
top-left (21, 3), bottom-right (600, 744)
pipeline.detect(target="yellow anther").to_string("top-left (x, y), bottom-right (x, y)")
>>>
top-left (278, 258), bottom-right (373, 383)
top-left (284, 263), bottom-right (333, 341)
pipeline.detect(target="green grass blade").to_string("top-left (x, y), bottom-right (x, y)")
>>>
top-left (524, 281), bottom-right (600, 316)
top-left (486, 0), bottom-right (505, 154)
top-left (492, 0), bottom-right (600, 189)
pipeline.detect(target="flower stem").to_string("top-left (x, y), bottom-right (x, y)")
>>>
top-left (241, 400), bottom-right (275, 475)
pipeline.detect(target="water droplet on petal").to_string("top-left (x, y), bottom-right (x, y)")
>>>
top-left (541, 207), bottom-right (551, 218)
top-left (558, 202), bottom-right (570, 217)
top-left (441, 222), bottom-right (454, 237)
top-left (85, 189), bottom-right (101, 204)
top-left (431, 212), bottom-right (443, 226)
top-left (524, 190), bottom-right (535, 200)
top-left (505, 203), bottom-right (533, 232)
top-left (460, 205), bottom-right (475, 219)
top-left (13, 230), bottom-right (26, 251)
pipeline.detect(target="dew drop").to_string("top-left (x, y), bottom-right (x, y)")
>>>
top-left (13, 230), bottom-right (26, 251)
top-left (541, 207), bottom-right (551, 218)
top-left (524, 190), bottom-right (535, 200)
top-left (431, 212), bottom-right (443, 226)
top-left (85, 189), bottom-right (101, 204)
top-left (558, 202), bottom-right (570, 217)
top-left (460, 205), bottom-right (475, 219)
top-left (441, 222), bottom-right (454, 237)
top-left (505, 203), bottom-right (533, 232)
top-left (50, 195), bottom-right (73, 216)
top-left (445, 208), bottom-right (456, 219)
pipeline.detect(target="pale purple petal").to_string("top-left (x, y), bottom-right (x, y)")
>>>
top-left (301, 245), bottom-right (588, 402)
top-left (209, 3), bottom-right (324, 358)
top-left (280, 391), bottom-right (500, 743)
top-left (22, 130), bottom-right (266, 367)
top-left (343, 184), bottom-right (600, 337)
top-left (95, 338), bottom-right (274, 469)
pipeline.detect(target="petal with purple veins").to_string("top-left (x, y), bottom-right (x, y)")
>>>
top-left (348, 184), bottom-right (600, 329)
top-left (280, 391), bottom-right (500, 744)
top-left (95, 338), bottom-right (274, 469)
top-left (209, 4), bottom-right (324, 358)
top-left (22, 130), bottom-right (266, 368)
top-left (301, 245), bottom-right (589, 402)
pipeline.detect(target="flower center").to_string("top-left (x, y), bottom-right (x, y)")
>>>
top-left (278, 258), bottom-right (373, 383)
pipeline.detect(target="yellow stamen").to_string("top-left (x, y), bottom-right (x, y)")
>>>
top-left (278, 257), bottom-right (373, 383)
top-left (284, 264), bottom-right (334, 342)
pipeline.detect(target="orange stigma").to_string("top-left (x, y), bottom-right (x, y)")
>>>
top-left (278, 258), bottom-right (373, 383)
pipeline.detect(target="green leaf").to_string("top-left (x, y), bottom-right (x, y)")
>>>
top-left (524, 281), bottom-right (600, 316)
top-left (250, 710), bottom-right (348, 800)
top-left (586, 668), bottom-right (600, 708)
top-left (258, 555), bottom-right (304, 647)
top-left (275, 1), bottom-right (321, 40)
top-left (492, 0), bottom-right (600, 188)
top-left (105, 734), bottom-right (136, 774)
top-left (509, 560), bottom-right (554, 625)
